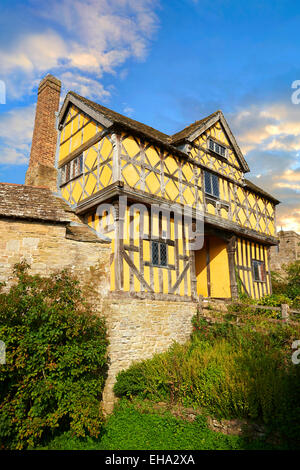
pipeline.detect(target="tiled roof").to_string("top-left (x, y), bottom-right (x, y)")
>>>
top-left (170, 111), bottom-right (220, 143)
top-left (68, 91), bottom-right (171, 145)
top-left (244, 179), bottom-right (280, 204)
top-left (0, 183), bottom-right (74, 222)
top-left (68, 92), bottom-right (222, 149)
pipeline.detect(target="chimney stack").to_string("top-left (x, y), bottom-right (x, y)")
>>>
top-left (25, 74), bottom-right (61, 190)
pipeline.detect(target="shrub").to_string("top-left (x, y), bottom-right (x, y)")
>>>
top-left (114, 316), bottom-right (300, 445)
top-left (272, 261), bottom-right (300, 306)
top-left (0, 262), bottom-right (108, 449)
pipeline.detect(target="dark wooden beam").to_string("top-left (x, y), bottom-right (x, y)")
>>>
top-left (226, 235), bottom-right (238, 299)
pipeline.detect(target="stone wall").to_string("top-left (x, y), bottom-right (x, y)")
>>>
top-left (0, 218), bottom-right (111, 308)
top-left (101, 296), bottom-right (197, 414)
top-left (270, 230), bottom-right (300, 274)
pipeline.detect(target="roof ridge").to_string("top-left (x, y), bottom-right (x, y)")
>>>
top-left (68, 91), bottom-right (170, 141)
top-left (170, 110), bottom-right (221, 143)
top-left (67, 91), bottom-right (222, 146)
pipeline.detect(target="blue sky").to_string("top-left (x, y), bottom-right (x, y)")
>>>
top-left (1, 0), bottom-right (300, 230)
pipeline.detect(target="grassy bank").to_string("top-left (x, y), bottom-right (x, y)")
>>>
top-left (37, 399), bottom-right (281, 450)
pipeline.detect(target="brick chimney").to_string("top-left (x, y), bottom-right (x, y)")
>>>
top-left (25, 74), bottom-right (61, 190)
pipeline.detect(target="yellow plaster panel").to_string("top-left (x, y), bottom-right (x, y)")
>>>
top-left (209, 236), bottom-right (231, 298)
top-left (83, 121), bottom-right (98, 145)
top-left (164, 179), bottom-right (179, 201)
top-left (84, 173), bottom-right (97, 197)
top-left (59, 141), bottom-right (70, 161)
top-left (145, 145), bottom-right (160, 166)
top-left (163, 269), bottom-right (168, 294)
top-left (123, 254), bottom-right (130, 291)
top-left (122, 136), bottom-right (140, 158)
top-left (70, 131), bottom-right (82, 153)
top-left (182, 163), bottom-right (194, 182)
top-left (122, 163), bottom-right (140, 187)
top-left (144, 265), bottom-right (150, 291)
top-left (133, 251), bottom-right (140, 292)
top-left (143, 240), bottom-right (150, 262)
top-left (207, 203), bottom-right (215, 215)
top-left (145, 171), bottom-right (161, 196)
top-left (153, 267), bottom-right (160, 293)
top-left (85, 147), bottom-right (98, 170)
top-left (99, 164), bottom-right (112, 188)
top-left (182, 186), bottom-right (194, 205)
top-left (164, 156), bottom-right (179, 175)
top-left (195, 247), bottom-right (208, 297)
top-left (101, 137), bottom-right (113, 160)
top-left (179, 260), bottom-right (185, 296)
top-left (71, 180), bottom-right (83, 203)
top-left (63, 121), bottom-right (73, 142)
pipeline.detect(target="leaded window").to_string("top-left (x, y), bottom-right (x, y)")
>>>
top-left (61, 153), bottom-right (84, 185)
top-left (151, 241), bottom-right (168, 267)
top-left (208, 138), bottom-right (227, 158)
top-left (252, 260), bottom-right (266, 282)
top-left (204, 171), bottom-right (219, 198)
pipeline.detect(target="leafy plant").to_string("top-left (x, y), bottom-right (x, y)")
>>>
top-left (272, 261), bottom-right (300, 305)
top-left (114, 315), bottom-right (300, 446)
top-left (0, 262), bottom-right (108, 449)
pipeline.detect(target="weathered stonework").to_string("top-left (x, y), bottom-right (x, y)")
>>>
top-left (0, 219), bottom-right (111, 309)
top-left (101, 296), bottom-right (197, 414)
top-left (270, 230), bottom-right (300, 274)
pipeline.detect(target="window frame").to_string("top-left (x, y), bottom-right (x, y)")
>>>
top-left (204, 170), bottom-right (220, 198)
top-left (151, 240), bottom-right (168, 268)
top-left (207, 138), bottom-right (227, 159)
top-left (60, 153), bottom-right (84, 185)
top-left (252, 259), bottom-right (266, 283)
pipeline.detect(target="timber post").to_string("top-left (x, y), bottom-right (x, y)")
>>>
top-left (281, 303), bottom-right (289, 322)
top-left (227, 235), bottom-right (238, 300)
top-left (113, 200), bottom-right (124, 291)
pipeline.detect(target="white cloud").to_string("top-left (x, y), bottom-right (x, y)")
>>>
top-left (228, 101), bottom-right (300, 232)
top-left (0, 1), bottom-right (159, 166)
top-left (123, 105), bottom-right (135, 116)
top-left (60, 72), bottom-right (111, 102)
top-left (0, 106), bottom-right (35, 165)
top-left (0, 0), bottom-right (159, 101)
top-left (229, 102), bottom-right (300, 154)
top-left (0, 31), bottom-right (67, 75)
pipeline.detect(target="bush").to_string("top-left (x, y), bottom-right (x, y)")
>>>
top-left (0, 262), bottom-right (108, 449)
top-left (114, 316), bottom-right (300, 446)
top-left (272, 261), bottom-right (300, 307)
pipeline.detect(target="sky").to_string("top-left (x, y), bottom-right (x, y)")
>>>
top-left (0, 0), bottom-right (300, 232)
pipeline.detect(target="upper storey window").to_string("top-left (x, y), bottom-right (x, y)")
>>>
top-left (208, 138), bottom-right (227, 158)
top-left (204, 171), bottom-right (219, 198)
top-left (61, 154), bottom-right (83, 185)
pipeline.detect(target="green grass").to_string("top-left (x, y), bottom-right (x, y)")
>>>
top-left (36, 399), bottom-right (281, 450)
